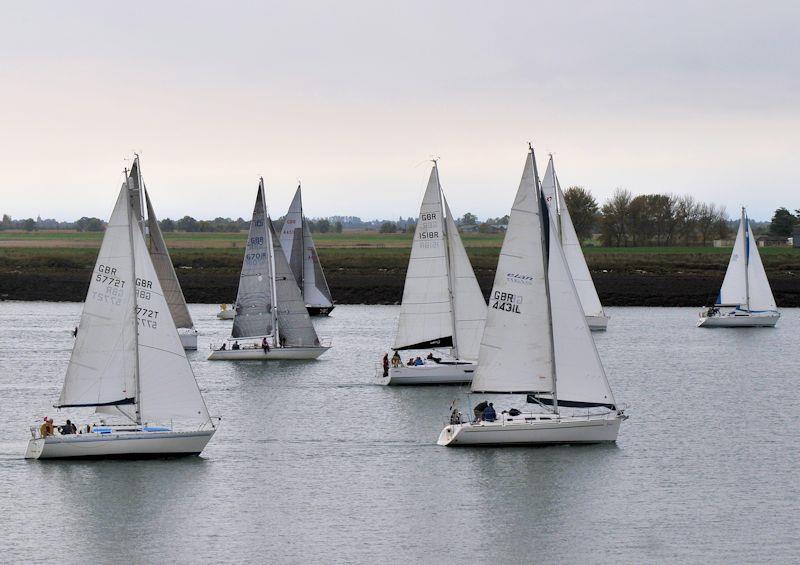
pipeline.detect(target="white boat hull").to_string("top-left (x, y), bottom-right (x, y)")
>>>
top-left (216, 307), bottom-right (235, 320)
top-left (697, 311), bottom-right (780, 327)
top-left (179, 329), bottom-right (198, 350)
top-left (381, 363), bottom-right (476, 385)
top-left (208, 345), bottom-right (330, 360)
top-left (437, 413), bottom-right (622, 446)
top-left (25, 429), bottom-right (215, 459)
top-left (586, 315), bottom-right (609, 331)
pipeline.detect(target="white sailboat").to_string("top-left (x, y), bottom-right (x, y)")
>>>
top-left (216, 303), bottom-right (236, 319)
top-left (383, 161), bottom-right (487, 385)
top-left (438, 146), bottom-right (627, 446)
top-left (540, 155), bottom-right (608, 331)
top-left (128, 156), bottom-right (199, 349)
top-left (698, 207), bottom-right (780, 327)
top-left (279, 184), bottom-right (335, 316)
top-left (208, 179), bottom-right (330, 360)
top-left (26, 166), bottom-right (217, 459)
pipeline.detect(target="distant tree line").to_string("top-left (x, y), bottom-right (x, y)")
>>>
top-left (769, 207), bottom-right (800, 237)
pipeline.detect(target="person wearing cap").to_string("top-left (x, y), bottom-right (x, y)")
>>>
top-left (39, 417), bottom-right (54, 437)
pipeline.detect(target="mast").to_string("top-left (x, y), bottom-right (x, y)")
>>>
top-left (125, 167), bottom-right (142, 425)
top-left (549, 154), bottom-right (564, 244)
top-left (743, 207), bottom-right (750, 312)
top-left (436, 160), bottom-right (459, 360)
top-left (532, 144), bottom-right (558, 415)
top-left (134, 153), bottom-right (147, 240)
top-left (263, 178), bottom-right (280, 345)
top-left (298, 182), bottom-right (305, 294)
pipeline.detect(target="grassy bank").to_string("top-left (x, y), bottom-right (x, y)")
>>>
top-left (1, 231), bottom-right (798, 306)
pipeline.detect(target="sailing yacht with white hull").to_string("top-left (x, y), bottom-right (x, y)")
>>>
top-left (698, 207), bottom-right (780, 328)
top-left (208, 179), bottom-right (330, 360)
top-left (26, 165), bottom-right (217, 459)
top-left (383, 161), bottom-right (487, 385)
top-left (438, 146), bottom-right (626, 446)
top-left (541, 155), bottom-right (608, 331)
top-left (128, 156), bottom-right (199, 349)
top-left (279, 184), bottom-right (335, 316)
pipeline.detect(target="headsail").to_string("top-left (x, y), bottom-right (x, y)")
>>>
top-left (232, 182), bottom-right (275, 339)
top-left (541, 157), bottom-right (605, 319)
top-left (279, 185), bottom-right (333, 309)
top-left (394, 165), bottom-right (453, 351)
top-left (271, 218), bottom-right (321, 346)
top-left (59, 183), bottom-right (138, 409)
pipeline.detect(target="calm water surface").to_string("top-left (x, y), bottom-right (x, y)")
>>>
top-left (1, 303), bottom-right (798, 564)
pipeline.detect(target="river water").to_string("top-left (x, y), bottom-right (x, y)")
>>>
top-left (0, 303), bottom-right (798, 564)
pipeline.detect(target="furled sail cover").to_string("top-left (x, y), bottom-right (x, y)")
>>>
top-left (744, 221), bottom-right (777, 311)
top-left (59, 183), bottom-right (138, 408)
top-left (541, 158), bottom-right (604, 319)
top-left (232, 184), bottom-right (275, 338)
top-left (393, 165), bottom-right (454, 351)
top-left (443, 197), bottom-right (486, 361)
top-left (279, 185), bottom-right (333, 308)
top-left (543, 208), bottom-right (616, 409)
top-left (269, 218), bottom-right (321, 346)
top-left (144, 190), bottom-right (194, 328)
top-left (131, 206), bottom-right (211, 424)
top-left (472, 151), bottom-right (553, 394)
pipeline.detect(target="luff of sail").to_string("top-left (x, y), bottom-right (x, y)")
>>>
top-left (393, 165), bottom-right (454, 351)
top-left (718, 209), bottom-right (777, 312)
top-left (270, 217), bottom-right (322, 346)
top-left (279, 185), bottom-right (333, 308)
top-left (541, 157), bottom-right (605, 320)
top-left (443, 197), bottom-right (486, 361)
top-left (232, 183), bottom-right (275, 339)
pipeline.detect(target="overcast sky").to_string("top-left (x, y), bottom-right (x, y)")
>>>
top-left (1, 1), bottom-right (798, 221)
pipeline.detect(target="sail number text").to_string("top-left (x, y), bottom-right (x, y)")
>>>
top-left (491, 290), bottom-right (523, 314)
top-left (95, 264), bottom-right (125, 288)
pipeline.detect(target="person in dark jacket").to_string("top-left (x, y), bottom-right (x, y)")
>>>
top-left (262, 337), bottom-right (270, 354)
top-left (483, 403), bottom-right (497, 422)
top-left (382, 353), bottom-right (389, 377)
top-left (473, 400), bottom-right (489, 422)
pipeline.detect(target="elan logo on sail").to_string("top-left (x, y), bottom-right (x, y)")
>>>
top-left (506, 272), bottom-right (533, 285)
top-left (491, 290), bottom-right (522, 313)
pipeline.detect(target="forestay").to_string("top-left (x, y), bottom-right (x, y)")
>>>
top-left (443, 197), bottom-right (486, 361)
top-left (541, 158), bottom-right (604, 319)
top-left (394, 165), bottom-right (453, 350)
top-left (471, 151), bottom-right (553, 393)
top-left (232, 184), bottom-right (275, 338)
top-left (270, 218), bottom-right (321, 346)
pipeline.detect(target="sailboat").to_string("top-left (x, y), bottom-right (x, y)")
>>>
top-left (438, 146), bottom-right (626, 446)
top-left (208, 179), bottom-right (330, 360)
top-left (26, 164), bottom-right (217, 459)
top-left (279, 184), bottom-right (335, 316)
top-left (698, 207), bottom-right (780, 327)
top-left (540, 155), bottom-right (609, 330)
top-left (383, 161), bottom-right (487, 385)
top-left (128, 156), bottom-right (199, 349)
top-left (216, 303), bottom-right (236, 319)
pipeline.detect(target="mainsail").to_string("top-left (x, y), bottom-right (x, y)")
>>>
top-left (472, 147), bottom-right (616, 409)
top-left (540, 157), bottom-right (605, 320)
top-left (127, 158), bottom-right (194, 329)
top-left (59, 177), bottom-right (211, 425)
top-left (717, 208), bottom-right (777, 312)
top-left (232, 181), bottom-right (275, 339)
top-left (279, 185), bottom-right (333, 308)
top-left (394, 163), bottom-right (486, 355)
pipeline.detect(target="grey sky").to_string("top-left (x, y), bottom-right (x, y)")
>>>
top-left (1, 1), bottom-right (798, 221)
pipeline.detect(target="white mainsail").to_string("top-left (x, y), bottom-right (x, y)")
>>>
top-left (717, 208), bottom-right (777, 312)
top-left (540, 157), bottom-right (605, 320)
top-left (232, 181), bottom-right (275, 339)
top-left (279, 185), bottom-right (334, 309)
top-left (394, 163), bottom-right (486, 355)
top-left (472, 147), bottom-right (616, 409)
top-left (59, 177), bottom-right (211, 425)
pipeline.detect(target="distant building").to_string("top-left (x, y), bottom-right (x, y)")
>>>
top-left (756, 235), bottom-right (789, 248)
top-left (713, 239), bottom-right (735, 248)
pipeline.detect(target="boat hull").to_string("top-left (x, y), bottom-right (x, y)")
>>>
top-left (437, 413), bottom-right (622, 446)
top-left (216, 306), bottom-right (235, 320)
top-left (586, 315), bottom-right (609, 331)
top-left (697, 312), bottom-right (780, 328)
top-left (208, 345), bottom-right (330, 360)
top-left (307, 305), bottom-right (334, 316)
top-left (25, 429), bottom-right (215, 460)
top-left (381, 363), bottom-right (476, 385)
top-left (179, 329), bottom-right (198, 350)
